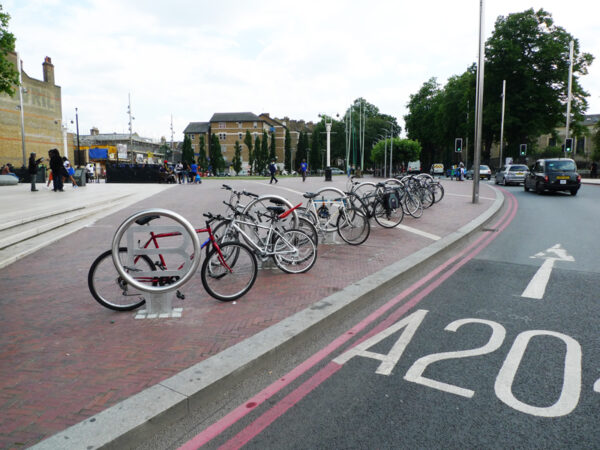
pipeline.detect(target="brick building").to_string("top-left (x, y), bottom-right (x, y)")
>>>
top-left (0, 54), bottom-right (63, 168)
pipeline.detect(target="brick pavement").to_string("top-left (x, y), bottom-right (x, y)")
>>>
top-left (0, 176), bottom-right (497, 449)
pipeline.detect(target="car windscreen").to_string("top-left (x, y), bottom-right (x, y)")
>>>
top-left (480, 165), bottom-right (490, 170)
top-left (509, 165), bottom-right (528, 172)
top-left (546, 161), bottom-right (576, 172)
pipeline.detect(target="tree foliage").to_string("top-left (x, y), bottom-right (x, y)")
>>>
top-left (371, 138), bottom-right (421, 168)
top-left (269, 131), bottom-right (276, 160)
top-left (259, 131), bottom-right (269, 173)
top-left (295, 131), bottom-right (308, 170)
top-left (403, 8), bottom-right (594, 168)
top-left (592, 120), bottom-right (600, 162)
top-left (232, 141), bottom-right (242, 174)
top-left (197, 135), bottom-right (207, 169)
top-left (209, 134), bottom-right (225, 175)
top-left (181, 135), bottom-right (194, 165)
top-left (244, 130), bottom-right (254, 173)
top-left (310, 126), bottom-right (321, 170)
top-left (284, 128), bottom-right (291, 172)
top-left (0, 5), bottom-right (18, 96)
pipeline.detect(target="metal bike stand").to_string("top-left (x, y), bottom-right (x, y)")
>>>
top-left (315, 186), bottom-right (346, 245)
top-left (111, 208), bottom-right (200, 319)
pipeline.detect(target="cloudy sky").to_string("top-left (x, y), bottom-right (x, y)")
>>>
top-left (5, 0), bottom-right (600, 141)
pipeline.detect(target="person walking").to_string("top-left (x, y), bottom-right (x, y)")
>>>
top-left (269, 160), bottom-right (278, 184)
top-left (175, 162), bottom-right (184, 184)
top-left (300, 159), bottom-right (308, 182)
top-left (48, 148), bottom-right (64, 192)
top-left (63, 156), bottom-right (78, 187)
top-left (190, 161), bottom-right (198, 183)
top-left (28, 153), bottom-right (43, 191)
top-left (591, 161), bottom-right (598, 179)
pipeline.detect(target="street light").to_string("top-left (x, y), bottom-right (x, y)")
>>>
top-left (387, 121), bottom-right (396, 178)
top-left (75, 107), bottom-right (81, 167)
top-left (375, 133), bottom-right (388, 177)
top-left (319, 113), bottom-right (339, 181)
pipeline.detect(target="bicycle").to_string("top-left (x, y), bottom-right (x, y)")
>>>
top-left (88, 212), bottom-right (258, 310)
top-left (297, 187), bottom-right (370, 246)
top-left (348, 181), bottom-right (404, 228)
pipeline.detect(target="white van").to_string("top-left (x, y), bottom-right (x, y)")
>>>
top-left (407, 161), bottom-right (421, 174)
top-left (430, 163), bottom-right (444, 175)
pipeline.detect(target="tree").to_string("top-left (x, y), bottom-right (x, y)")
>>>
top-left (209, 134), bottom-right (225, 175)
top-left (181, 135), bottom-right (194, 165)
top-left (371, 138), bottom-right (421, 167)
top-left (197, 135), bottom-right (207, 170)
top-left (284, 128), bottom-right (291, 173)
top-left (260, 131), bottom-right (269, 173)
top-left (232, 141), bottom-right (242, 175)
top-left (254, 134), bottom-right (261, 174)
top-left (484, 8), bottom-right (593, 160)
top-left (294, 131), bottom-right (307, 170)
top-left (592, 120), bottom-right (600, 162)
top-left (310, 124), bottom-right (322, 170)
top-left (244, 130), bottom-right (253, 174)
top-left (0, 5), bottom-right (18, 96)
top-left (269, 131), bottom-right (276, 160)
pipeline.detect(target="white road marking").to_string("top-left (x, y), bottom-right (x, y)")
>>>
top-left (594, 378), bottom-right (600, 393)
top-left (394, 224), bottom-right (441, 240)
top-left (446, 193), bottom-right (495, 201)
top-left (521, 244), bottom-right (574, 300)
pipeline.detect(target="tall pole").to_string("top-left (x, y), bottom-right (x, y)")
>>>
top-left (499, 79), bottom-right (506, 167)
top-left (389, 127), bottom-right (393, 178)
top-left (75, 107), bottom-right (80, 167)
top-left (565, 40), bottom-right (574, 158)
top-left (128, 93), bottom-right (134, 163)
top-left (465, 100), bottom-right (469, 169)
top-left (170, 114), bottom-right (174, 163)
top-left (472, 0), bottom-right (485, 204)
top-left (16, 52), bottom-right (26, 166)
top-left (384, 134), bottom-right (387, 177)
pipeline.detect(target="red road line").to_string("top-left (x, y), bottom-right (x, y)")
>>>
top-left (181, 189), bottom-right (517, 449)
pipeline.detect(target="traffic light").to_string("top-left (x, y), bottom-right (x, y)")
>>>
top-left (519, 144), bottom-right (527, 156)
top-left (565, 138), bottom-right (573, 153)
top-left (455, 138), bottom-right (462, 153)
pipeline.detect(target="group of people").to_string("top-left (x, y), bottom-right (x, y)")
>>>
top-left (173, 160), bottom-right (202, 184)
top-left (45, 148), bottom-right (78, 192)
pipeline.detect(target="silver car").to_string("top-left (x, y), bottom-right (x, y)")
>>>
top-left (495, 164), bottom-right (529, 185)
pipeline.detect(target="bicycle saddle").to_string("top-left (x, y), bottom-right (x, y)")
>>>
top-left (135, 214), bottom-right (160, 225)
top-left (303, 192), bottom-right (318, 199)
top-left (267, 206), bottom-right (285, 215)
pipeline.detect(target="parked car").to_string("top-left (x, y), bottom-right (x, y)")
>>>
top-left (466, 165), bottom-right (492, 180)
top-left (494, 164), bottom-right (529, 185)
top-left (330, 167), bottom-right (345, 175)
top-left (524, 158), bottom-right (581, 195)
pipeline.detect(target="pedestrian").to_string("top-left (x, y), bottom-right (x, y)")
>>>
top-left (190, 161), bottom-right (198, 182)
top-left (63, 156), bottom-right (78, 187)
top-left (591, 161), bottom-right (598, 179)
top-left (269, 160), bottom-right (278, 184)
top-left (194, 172), bottom-right (202, 184)
top-left (175, 161), bottom-right (184, 184)
top-left (300, 159), bottom-right (308, 182)
top-left (48, 148), bottom-right (64, 191)
top-left (86, 162), bottom-right (95, 183)
top-left (28, 153), bottom-right (43, 191)
top-left (459, 162), bottom-right (465, 181)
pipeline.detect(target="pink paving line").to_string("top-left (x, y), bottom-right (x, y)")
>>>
top-left (180, 190), bottom-right (516, 449)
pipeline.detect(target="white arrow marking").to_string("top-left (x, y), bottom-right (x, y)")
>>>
top-left (594, 378), bottom-right (600, 393)
top-left (521, 244), bottom-right (574, 300)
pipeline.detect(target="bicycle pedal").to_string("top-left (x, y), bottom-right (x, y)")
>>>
top-left (176, 290), bottom-right (185, 300)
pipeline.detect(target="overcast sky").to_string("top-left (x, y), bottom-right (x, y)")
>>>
top-left (5, 0), bottom-right (600, 141)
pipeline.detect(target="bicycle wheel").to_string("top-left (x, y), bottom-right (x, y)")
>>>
top-left (431, 182), bottom-right (444, 203)
top-left (312, 188), bottom-right (346, 233)
top-left (403, 192), bottom-right (423, 218)
top-left (88, 247), bottom-right (156, 311)
top-left (297, 206), bottom-right (318, 227)
top-left (420, 186), bottom-right (435, 209)
top-left (337, 207), bottom-right (370, 245)
top-left (201, 242), bottom-right (258, 302)
top-left (297, 216), bottom-right (319, 246)
top-left (272, 229), bottom-right (317, 274)
top-left (373, 198), bottom-right (404, 228)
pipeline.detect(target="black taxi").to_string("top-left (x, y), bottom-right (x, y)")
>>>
top-left (524, 158), bottom-right (581, 196)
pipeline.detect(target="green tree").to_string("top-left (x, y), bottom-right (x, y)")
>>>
top-left (244, 130), bottom-right (253, 174)
top-left (284, 128), bottom-right (291, 172)
top-left (232, 141), bottom-right (242, 175)
top-left (0, 5), bottom-right (18, 96)
top-left (294, 131), bottom-right (306, 170)
top-left (484, 8), bottom-right (593, 160)
top-left (209, 134), bottom-right (225, 175)
top-left (269, 131), bottom-right (276, 160)
top-left (592, 120), bottom-right (600, 162)
top-left (260, 131), bottom-right (269, 173)
top-left (181, 135), bottom-right (194, 165)
top-left (371, 138), bottom-right (421, 167)
top-left (197, 135), bottom-right (207, 170)
top-left (254, 134), bottom-right (261, 174)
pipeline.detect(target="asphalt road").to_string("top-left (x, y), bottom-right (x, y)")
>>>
top-left (147, 182), bottom-right (600, 449)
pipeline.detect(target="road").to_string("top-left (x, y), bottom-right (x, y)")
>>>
top-left (168, 182), bottom-right (600, 449)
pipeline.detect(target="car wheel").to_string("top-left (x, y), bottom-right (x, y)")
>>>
top-left (535, 181), bottom-right (544, 195)
top-left (494, 177), bottom-right (499, 185)
top-left (502, 176), bottom-right (507, 185)
top-left (570, 189), bottom-right (578, 196)
top-left (524, 182), bottom-right (529, 192)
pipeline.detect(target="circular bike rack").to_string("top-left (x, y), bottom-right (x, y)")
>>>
top-left (111, 208), bottom-right (201, 295)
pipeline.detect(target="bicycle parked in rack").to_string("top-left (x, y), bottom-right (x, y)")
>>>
top-left (88, 212), bottom-right (258, 310)
top-left (348, 180), bottom-right (404, 228)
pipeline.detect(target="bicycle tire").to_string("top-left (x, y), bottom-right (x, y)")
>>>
top-left (421, 186), bottom-right (435, 209)
top-left (297, 216), bottom-right (319, 246)
top-left (297, 206), bottom-right (318, 226)
top-left (201, 242), bottom-right (258, 302)
top-left (88, 247), bottom-right (155, 311)
top-left (373, 198), bottom-right (404, 228)
top-left (337, 207), bottom-right (370, 245)
top-left (431, 182), bottom-right (444, 203)
top-left (272, 229), bottom-right (317, 274)
top-left (403, 192), bottom-right (424, 218)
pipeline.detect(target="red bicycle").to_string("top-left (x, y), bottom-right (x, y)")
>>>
top-left (88, 213), bottom-right (258, 311)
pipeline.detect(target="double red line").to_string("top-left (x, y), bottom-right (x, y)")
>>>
top-left (182, 189), bottom-right (518, 450)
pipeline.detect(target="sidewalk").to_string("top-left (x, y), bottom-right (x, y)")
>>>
top-left (0, 177), bottom-right (502, 449)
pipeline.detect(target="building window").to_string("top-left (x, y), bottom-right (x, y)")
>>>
top-left (219, 122), bottom-right (226, 129)
top-left (237, 122), bottom-right (242, 129)
top-left (190, 134), bottom-right (195, 140)
top-left (191, 144), bottom-right (195, 151)
top-left (577, 137), bottom-right (585, 153)
top-left (239, 133), bottom-right (243, 140)
top-left (219, 133), bottom-right (226, 140)
top-left (253, 122), bottom-right (257, 128)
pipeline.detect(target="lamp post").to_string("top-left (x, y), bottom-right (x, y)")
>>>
top-left (319, 113), bottom-right (337, 181)
top-left (16, 52), bottom-right (27, 166)
top-left (75, 107), bottom-right (81, 167)
top-left (387, 121), bottom-right (396, 178)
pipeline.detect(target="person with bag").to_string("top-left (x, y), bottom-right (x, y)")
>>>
top-left (28, 153), bottom-right (43, 191)
top-left (269, 160), bottom-right (278, 184)
top-left (300, 159), bottom-right (308, 182)
top-left (48, 148), bottom-right (64, 191)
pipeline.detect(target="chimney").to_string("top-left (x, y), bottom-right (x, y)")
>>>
top-left (42, 56), bottom-right (55, 84)
top-left (90, 127), bottom-right (99, 135)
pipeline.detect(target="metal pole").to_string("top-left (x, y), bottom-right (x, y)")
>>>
top-left (499, 79), bottom-right (506, 167)
top-left (565, 40), bottom-right (574, 158)
top-left (128, 93), bottom-right (134, 163)
top-left (389, 128), bottom-right (393, 178)
top-left (325, 121), bottom-right (332, 167)
top-left (16, 52), bottom-right (26, 166)
top-left (472, 0), bottom-right (485, 204)
top-left (75, 107), bottom-right (80, 166)
top-left (465, 100), bottom-right (469, 169)
top-left (384, 134), bottom-right (387, 176)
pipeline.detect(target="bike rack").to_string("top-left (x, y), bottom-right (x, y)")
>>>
top-left (314, 187), bottom-right (346, 244)
top-left (111, 208), bottom-right (200, 318)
